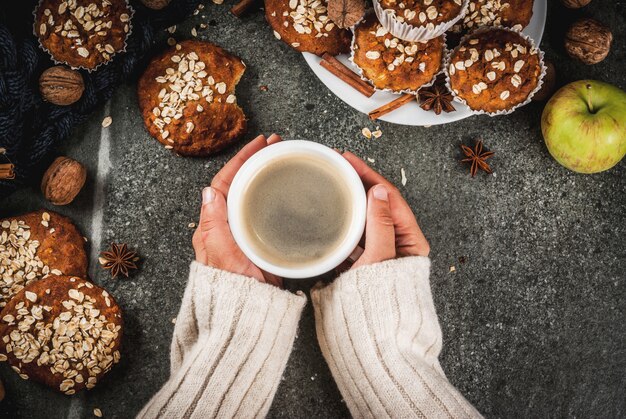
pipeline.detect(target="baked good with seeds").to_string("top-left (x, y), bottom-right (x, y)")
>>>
top-left (446, 28), bottom-right (544, 114)
top-left (352, 14), bottom-right (445, 93)
top-left (450, 0), bottom-right (534, 34)
top-left (138, 40), bottom-right (247, 157)
top-left (34, 0), bottom-right (133, 70)
top-left (373, 0), bottom-right (467, 42)
top-left (0, 275), bottom-right (122, 394)
top-left (0, 210), bottom-right (88, 309)
top-left (265, 0), bottom-right (352, 56)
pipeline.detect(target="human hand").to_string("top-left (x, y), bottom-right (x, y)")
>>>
top-left (192, 134), bottom-right (283, 287)
top-left (342, 152), bottom-right (430, 269)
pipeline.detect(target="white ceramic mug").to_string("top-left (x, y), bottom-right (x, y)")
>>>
top-left (227, 140), bottom-right (367, 279)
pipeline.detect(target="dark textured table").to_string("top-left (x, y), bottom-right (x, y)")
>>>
top-left (1, 1), bottom-right (625, 417)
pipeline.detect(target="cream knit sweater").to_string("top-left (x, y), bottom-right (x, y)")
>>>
top-left (138, 257), bottom-right (482, 419)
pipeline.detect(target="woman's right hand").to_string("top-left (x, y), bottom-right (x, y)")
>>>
top-left (343, 152), bottom-right (430, 269)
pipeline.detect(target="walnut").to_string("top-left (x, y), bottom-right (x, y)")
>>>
top-left (532, 60), bottom-right (557, 102)
top-left (41, 157), bottom-right (87, 206)
top-left (140, 0), bottom-right (171, 10)
top-left (327, 0), bottom-right (365, 28)
top-left (561, 0), bottom-right (592, 8)
top-left (39, 66), bottom-right (84, 106)
top-left (565, 18), bottom-right (613, 65)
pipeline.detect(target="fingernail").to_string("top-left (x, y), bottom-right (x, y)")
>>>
top-left (373, 184), bottom-right (388, 201)
top-left (202, 187), bottom-right (215, 204)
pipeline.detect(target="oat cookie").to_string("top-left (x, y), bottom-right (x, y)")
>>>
top-left (0, 275), bottom-right (123, 394)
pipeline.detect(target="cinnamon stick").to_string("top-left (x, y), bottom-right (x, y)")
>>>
top-left (230, 0), bottom-right (256, 17)
top-left (0, 163), bottom-right (14, 180)
top-left (320, 53), bottom-right (375, 98)
top-left (368, 93), bottom-right (415, 120)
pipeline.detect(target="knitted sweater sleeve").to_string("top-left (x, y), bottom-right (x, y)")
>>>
top-left (137, 261), bottom-right (307, 419)
top-left (311, 256), bottom-right (482, 419)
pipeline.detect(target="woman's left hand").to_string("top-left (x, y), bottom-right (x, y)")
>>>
top-left (192, 134), bottom-right (283, 288)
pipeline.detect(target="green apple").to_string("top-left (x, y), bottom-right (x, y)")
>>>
top-left (541, 80), bottom-right (626, 173)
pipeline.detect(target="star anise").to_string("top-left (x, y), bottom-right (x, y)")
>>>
top-left (418, 76), bottom-right (456, 115)
top-left (99, 243), bottom-right (139, 278)
top-left (460, 140), bottom-right (495, 177)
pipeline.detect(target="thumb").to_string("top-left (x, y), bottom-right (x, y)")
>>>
top-left (199, 187), bottom-right (231, 246)
top-left (356, 184), bottom-right (396, 267)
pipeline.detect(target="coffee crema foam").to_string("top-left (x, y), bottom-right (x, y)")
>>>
top-left (241, 154), bottom-right (353, 268)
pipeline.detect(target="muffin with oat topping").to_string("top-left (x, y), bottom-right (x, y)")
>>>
top-left (374, 0), bottom-right (467, 42)
top-left (447, 28), bottom-right (544, 114)
top-left (450, 0), bottom-right (534, 34)
top-left (34, 0), bottom-right (133, 70)
top-left (0, 210), bottom-right (88, 309)
top-left (0, 275), bottom-right (122, 395)
top-left (265, 0), bottom-right (351, 56)
top-left (138, 40), bottom-right (247, 157)
top-left (352, 14), bottom-right (445, 92)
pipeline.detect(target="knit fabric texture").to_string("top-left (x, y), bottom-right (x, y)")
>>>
top-left (0, 0), bottom-right (200, 199)
top-left (311, 257), bottom-right (483, 418)
top-left (140, 258), bottom-right (482, 418)
top-left (138, 261), bottom-right (307, 419)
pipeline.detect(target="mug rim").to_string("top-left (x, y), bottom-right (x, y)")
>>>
top-left (227, 140), bottom-right (367, 279)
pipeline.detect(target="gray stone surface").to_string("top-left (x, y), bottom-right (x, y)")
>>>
top-left (1, 1), bottom-right (625, 418)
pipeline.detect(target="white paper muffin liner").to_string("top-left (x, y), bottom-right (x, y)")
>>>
top-left (349, 18), bottom-right (447, 95)
top-left (443, 25), bottom-right (547, 117)
top-left (33, 0), bottom-right (135, 73)
top-left (373, 0), bottom-right (469, 42)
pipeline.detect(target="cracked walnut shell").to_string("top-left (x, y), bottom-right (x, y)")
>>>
top-left (565, 18), bottom-right (613, 65)
top-left (41, 157), bottom-right (87, 206)
top-left (39, 66), bottom-right (84, 106)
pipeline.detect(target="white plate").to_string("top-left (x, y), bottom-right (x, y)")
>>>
top-left (303, 0), bottom-right (547, 126)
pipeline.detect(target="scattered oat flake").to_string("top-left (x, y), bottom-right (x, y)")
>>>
top-left (401, 168), bottom-right (407, 186)
top-left (167, 25), bottom-right (176, 33)
top-left (94, 408), bottom-right (103, 417)
top-left (449, 266), bottom-right (456, 273)
top-left (361, 127), bottom-right (372, 139)
top-left (102, 116), bottom-right (112, 128)
top-left (188, 222), bottom-right (196, 228)
top-left (191, 27), bottom-right (197, 37)
top-left (172, 317), bottom-right (177, 324)
top-left (367, 157), bottom-right (375, 163)
top-left (371, 129), bottom-right (382, 139)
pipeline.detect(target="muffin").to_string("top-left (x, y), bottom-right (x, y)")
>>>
top-left (451, 0), bottom-right (534, 33)
top-left (352, 14), bottom-right (445, 93)
top-left (447, 28), bottom-right (544, 114)
top-left (265, 0), bottom-right (352, 56)
top-left (374, 0), bottom-right (467, 42)
top-left (0, 210), bottom-right (88, 309)
top-left (34, 0), bottom-right (133, 70)
top-left (138, 40), bottom-right (247, 157)
top-left (0, 275), bottom-right (122, 395)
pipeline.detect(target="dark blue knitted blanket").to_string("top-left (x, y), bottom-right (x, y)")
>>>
top-left (0, 0), bottom-right (200, 199)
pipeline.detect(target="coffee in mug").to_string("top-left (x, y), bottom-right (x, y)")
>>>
top-left (228, 140), bottom-right (366, 278)
top-left (241, 154), bottom-right (353, 268)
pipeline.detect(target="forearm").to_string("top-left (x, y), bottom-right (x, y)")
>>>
top-left (312, 257), bottom-right (481, 419)
top-left (138, 262), bottom-right (306, 419)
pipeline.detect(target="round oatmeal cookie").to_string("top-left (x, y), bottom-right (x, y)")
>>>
top-left (265, 0), bottom-right (351, 56)
top-left (0, 275), bottom-right (123, 395)
top-left (138, 40), bottom-right (247, 157)
top-left (447, 28), bottom-right (543, 114)
top-left (451, 0), bottom-right (534, 33)
top-left (0, 210), bottom-right (88, 309)
top-left (34, 0), bottom-right (133, 70)
top-left (352, 14), bottom-right (445, 92)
